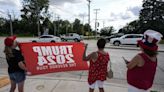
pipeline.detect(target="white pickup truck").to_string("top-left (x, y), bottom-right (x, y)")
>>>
top-left (60, 33), bottom-right (82, 42)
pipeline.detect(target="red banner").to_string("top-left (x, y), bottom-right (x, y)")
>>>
top-left (19, 42), bottom-right (88, 75)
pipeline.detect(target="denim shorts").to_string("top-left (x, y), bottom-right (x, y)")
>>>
top-left (9, 72), bottom-right (26, 83)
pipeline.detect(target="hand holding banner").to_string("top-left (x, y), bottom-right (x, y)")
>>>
top-left (19, 42), bottom-right (88, 75)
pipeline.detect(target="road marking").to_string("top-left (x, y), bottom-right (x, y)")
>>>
top-left (0, 76), bottom-right (10, 88)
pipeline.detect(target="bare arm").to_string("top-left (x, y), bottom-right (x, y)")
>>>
top-left (83, 44), bottom-right (92, 61)
top-left (126, 55), bottom-right (141, 69)
top-left (18, 61), bottom-right (27, 71)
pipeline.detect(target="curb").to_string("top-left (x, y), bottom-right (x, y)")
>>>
top-left (106, 46), bottom-right (164, 52)
top-left (0, 76), bottom-right (10, 88)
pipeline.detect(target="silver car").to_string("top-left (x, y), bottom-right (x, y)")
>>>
top-left (60, 33), bottom-right (82, 42)
top-left (32, 35), bottom-right (61, 42)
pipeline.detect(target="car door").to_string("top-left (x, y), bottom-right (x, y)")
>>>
top-left (133, 35), bottom-right (143, 44)
top-left (38, 36), bottom-right (46, 42)
top-left (70, 34), bottom-right (74, 40)
top-left (121, 35), bottom-right (134, 44)
top-left (44, 36), bottom-right (53, 42)
top-left (65, 34), bottom-right (70, 40)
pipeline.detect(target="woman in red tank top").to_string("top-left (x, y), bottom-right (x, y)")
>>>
top-left (123, 30), bottom-right (163, 92)
top-left (83, 38), bottom-right (110, 92)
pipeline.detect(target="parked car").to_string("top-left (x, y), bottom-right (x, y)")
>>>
top-left (105, 34), bottom-right (124, 42)
top-left (60, 33), bottom-right (82, 42)
top-left (110, 34), bottom-right (143, 46)
top-left (32, 35), bottom-right (61, 42)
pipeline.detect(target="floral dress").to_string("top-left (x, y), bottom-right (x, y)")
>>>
top-left (88, 51), bottom-right (110, 85)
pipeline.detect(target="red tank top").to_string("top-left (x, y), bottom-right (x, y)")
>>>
top-left (127, 53), bottom-right (157, 90)
top-left (88, 51), bottom-right (109, 85)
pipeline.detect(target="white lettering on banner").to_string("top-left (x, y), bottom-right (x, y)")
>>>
top-left (41, 46), bottom-right (53, 56)
top-left (38, 56), bottom-right (48, 66)
top-left (32, 45), bottom-right (75, 67)
top-left (33, 47), bottom-right (42, 56)
top-left (67, 45), bottom-right (73, 54)
top-left (36, 65), bottom-right (48, 70)
top-left (51, 46), bottom-right (59, 55)
top-left (47, 56), bottom-right (56, 65)
top-left (49, 64), bottom-right (69, 69)
top-left (33, 45), bottom-right (73, 56)
top-left (36, 63), bottom-right (77, 70)
top-left (66, 54), bottom-right (74, 63)
top-left (59, 46), bottom-right (67, 55)
top-left (56, 55), bottom-right (65, 64)
top-left (68, 63), bottom-right (76, 67)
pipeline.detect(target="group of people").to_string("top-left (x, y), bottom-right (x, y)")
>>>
top-left (3, 29), bottom-right (163, 92)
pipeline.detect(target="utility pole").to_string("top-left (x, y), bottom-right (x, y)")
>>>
top-left (36, 2), bottom-right (40, 36)
top-left (94, 9), bottom-right (100, 38)
top-left (53, 21), bottom-right (56, 36)
top-left (87, 0), bottom-right (91, 32)
top-left (8, 12), bottom-right (13, 36)
top-left (57, 15), bottom-right (60, 36)
top-left (82, 15), bottom-right (85, 36)
top-left (53, 14), bottom-right (56, 36)
top-left (103, 20), bottom-right (105, 28)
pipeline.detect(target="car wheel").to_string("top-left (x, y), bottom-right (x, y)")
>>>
top-left (61, 38), bottom-right (65, 41)
top-left (113, 41), bottom-right (120, 46)
top-left (51, 40), bottom-right (55, 42)
top-left (32, 40), bottom-right (37, 42)
top-left (136, 44), bottom-right (139, 47)
top-left (106, 39), bottom-right (110, 43)
top-left (74, 38), bottom-right (79, 42)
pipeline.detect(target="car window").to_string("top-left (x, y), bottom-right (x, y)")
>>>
top-left (125, 35), bottom-right (134, 38)
top-left (116, 35), bottom-right (122, 37)
top-left (133, 35), bottom-right (143, 38)
top-left (40, 36), bottom-right (52, 38)
top-left (40, 36), bottom-right (46, 38)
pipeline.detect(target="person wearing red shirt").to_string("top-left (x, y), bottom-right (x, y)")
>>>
top-left (123, 30), bottom-right (163, 92)
top-left (83, 38), bottom-right (110, 92)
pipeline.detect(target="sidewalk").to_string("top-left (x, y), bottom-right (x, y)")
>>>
top-left (0, 72), bottom-right (163, 92)
top-left (0, 74), bottom-right (128, 92)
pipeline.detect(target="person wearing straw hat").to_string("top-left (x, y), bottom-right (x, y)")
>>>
top-left (4, 36), bottom-right (27, 92)
top-left (123, 30), bottom-right (163, 92)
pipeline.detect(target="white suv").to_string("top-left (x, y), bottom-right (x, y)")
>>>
top-left (110, 34), bottom-right (143, 46)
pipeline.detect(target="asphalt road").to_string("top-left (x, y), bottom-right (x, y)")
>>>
top-left (0, 38), bottom-right (164, 91)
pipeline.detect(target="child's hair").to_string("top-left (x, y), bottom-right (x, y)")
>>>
top-left (4, 46), bottom-right (14, 59)
top-left (97, 38), bottom-right (106, 49)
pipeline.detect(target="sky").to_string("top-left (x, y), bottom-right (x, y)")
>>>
top-left (0, 0), bottom-right (143, 30)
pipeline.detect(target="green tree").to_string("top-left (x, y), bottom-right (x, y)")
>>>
top-left (100, 26), bottom-right (116, 36)
top-left (73, 19), bottom-right (82, 34)
top-left (21, 0), bottom-right (49, 35)
top-left (0, 18), bottom-right (8, 35)
top-left (139, 0), bottom-right (164, 35)
top-left (120, 20), bottom-right (140, 34)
